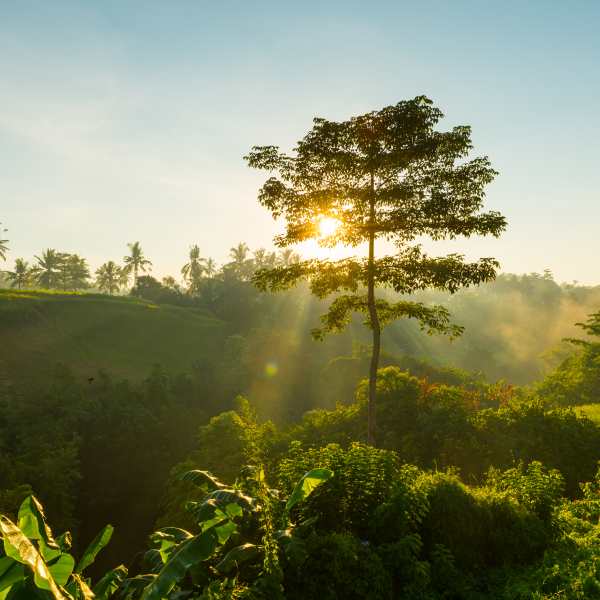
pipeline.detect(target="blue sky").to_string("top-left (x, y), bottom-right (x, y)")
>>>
top-left (1, 0), bottom-right (599, 284)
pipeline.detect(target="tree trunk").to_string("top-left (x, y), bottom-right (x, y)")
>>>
top-left (367, 173), bottom-right (380, 448)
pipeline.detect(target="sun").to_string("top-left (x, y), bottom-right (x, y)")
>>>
top-left (319, 217), bottom-right (339, 236)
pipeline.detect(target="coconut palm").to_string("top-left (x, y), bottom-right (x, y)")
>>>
top-left (181, 246), bottom-right (205, 282)
top-left (229, 242), bottom-right (249, 268)
top-left (263, 252), bottom-right (277, 269)
top-left (228, 242), bottom-right (254, 279)
top-left (95, 261), bottom-right (128, 296)
top-left (31, 249), bottom-right (60, 289)
top-left (67, 254), bottom-right (92, 291)
top-left (276, 248), bottom-right (301, 268)
top-left (203, 257), bottom-right (218, 278)
top-left (0, 224), bottom-right (8, 261)
top-left (123, 241), bottom-right (152, 286)
top-left (252, 248), bottom-right (267, 270)
top-left (4, 258), bottom-right (30, 289)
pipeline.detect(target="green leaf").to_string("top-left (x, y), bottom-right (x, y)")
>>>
top-left (47, 553), bottom-right (75, 587)
top-left (0, 516), bottom-right (66, 599)
top-left (141, 520), bottom-right (236, 600)
top-left (17, 497), bottom-right (61, 562)
top-left (150, 529), bottom-right (193, 564)
top-left (186, 491), bottom-right (254, 525)
top-left (215, 544), bottom-right (259, 572)
top-left (55, 534), bottom-right (72, 554)
top-left (180, 471), bottom-right (226, 493)
top-left (74, 525), bottom-right (113, 575)
top-left (273, 529), bottom-right (307, 566)
top-left (121, 574), bottom-right (156, 598)
top-left (0, 557), bottom-right (26, 593)
top-left (286, 469), bottom-right (333, 511)
top-left (91, 565), bottom-right (127, 600)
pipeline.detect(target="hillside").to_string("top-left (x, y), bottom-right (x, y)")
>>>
top-left (0, 289), bottom-right (229, 400)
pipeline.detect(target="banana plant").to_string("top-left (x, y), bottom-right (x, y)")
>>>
top-left (0, 495), bottom-right (126, 600)
top-left (182, 468), bottom-right (333, 567)
top-left (122, 467), bottom-right (333, 598)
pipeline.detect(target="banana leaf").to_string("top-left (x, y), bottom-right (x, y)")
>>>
top-left (74, 525), bottom-right (113, 575)
top-left (286, 470), bottom-right (333, 511)
top-left (273, 528), bottom-right (306, 567)
top-left (55, 534), bottom-right (72, 554)
top-left (0, 516), bottom-right (66, 600)
top-left (0, 557), bottom-right (26, 592)
top-left (91, 565), bottom-right (127, 600)
top-left (122, 574), bottom-right (156, 598)
top-left (46, 554), bottom-right (75, 587)
top-left (141, 519), bottom-right (236, 600)
top-left (17, 498), bottom-right (61, 563)
top-left (180, 471), bottom-right (226, 493)
top-left (215, 544), bottom-right (259, 572)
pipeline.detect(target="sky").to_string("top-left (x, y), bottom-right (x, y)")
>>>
top-left (1, 0), bottom-right (599, 284)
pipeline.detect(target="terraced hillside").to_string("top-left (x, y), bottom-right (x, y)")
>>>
top-left (0, 289), bottom-right (228, 400)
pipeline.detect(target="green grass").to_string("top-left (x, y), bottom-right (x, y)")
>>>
top-left (0, 289), bottom-right (229, 398)
top-left (573, 403), bottom-right (600, 423)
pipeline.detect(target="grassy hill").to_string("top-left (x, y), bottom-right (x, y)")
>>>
top-left (0, 289), bottom-right (229, 400)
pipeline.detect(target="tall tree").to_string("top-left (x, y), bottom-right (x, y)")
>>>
top-left (95, 261), bottom-right (128, 295)
top-left (123, 241), bottom-right (152, 286)
top-left (0, 224), bottom-right (8, 261)
top-left (246, 96), bottom-right (506, 446)
top-left (228, 242), bottom-right (253, 280)
top-left (181, 245), bottom-right (205, 295)
top-left (67, 254), bottom-right (92, 291)
top-left (203, 257), bottom-right (218, 278)
top-left (276, 248), bottom-right (301, 267)
top-left (31, 248), bottom-right (60, 290)
top-left (4, 258), bottom-right (30, 289)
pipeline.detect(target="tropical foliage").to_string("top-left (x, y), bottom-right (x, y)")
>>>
top-left (0, 495), bottom-right (125, 599)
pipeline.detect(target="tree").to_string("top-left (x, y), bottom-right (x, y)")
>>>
top-left (31, 248), bottom-right (60, 289)
top-left (0, 224), bottom-right (8, 261)
top-left (4, 258), bottom-right (30, 289)
top-left (245, 96), bottom-right (506, 446)
top-left (181, 245), bottom-right (205, 296)
top-left (276, 248), bottom-right (301, 268)
top-left (203, 257), bottom-right (218, 278)
top-left (95, 261), bottom-right (128, 295)
top-left (228, 242), bottom-right (253, 280)
top-left (123, 241), bottom-right (152, 286)
top-left (67, 254), bottom-right (92, 291)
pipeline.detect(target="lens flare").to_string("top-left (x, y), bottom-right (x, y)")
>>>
top-left (319, 217), bottom-right (338, 236)
top-left (265, 360), bottom-right (279, 379)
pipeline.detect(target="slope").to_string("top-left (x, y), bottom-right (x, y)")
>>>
top-left (0, 289), bottom-right (228, 399)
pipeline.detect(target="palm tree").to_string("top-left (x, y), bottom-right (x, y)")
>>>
top-left (31, 249), bottom-right (60, 289)
top-left (67, 255), bottom-right (92, 291)
top-left (264, 252), bottom-right (277, 269)
top-left (123, 242), bottom-right (152, 286)
top-left (0, 224), bottom-right (8, 261)
top-left (203, 257), bottom-right (218, 278)
top-left (276, 248), bottom-right (301, 268)
top-left (95, 261), bottom-right (128, 296)
top-left (229, 242), bottom-right (250, 268)
top-left (252, 248), bottom-right (267, 270)
top-left (229, 242), bottom-right (254, 280)
top-left (4, 259), bottom-right (30, 289)
top-left (181, 245), bottom-right (205, 295)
